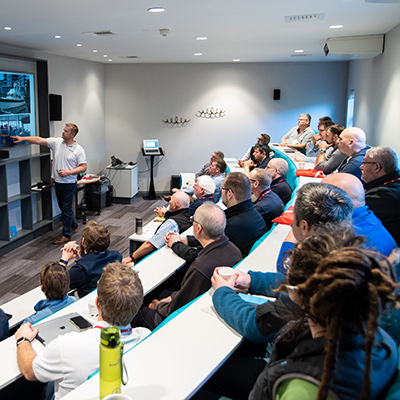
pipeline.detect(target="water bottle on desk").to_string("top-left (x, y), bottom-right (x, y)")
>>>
top-left (100, 327), bottom-right (128, 399)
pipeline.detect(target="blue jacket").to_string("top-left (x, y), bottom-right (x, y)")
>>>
top-left (23, 295), bottom-right (77, 325)
top-left (337, 146), bottom-right (370, 180)
top-left (0, 308), bottom-right (9, 341)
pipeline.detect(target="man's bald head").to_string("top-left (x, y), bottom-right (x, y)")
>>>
top-left (170, 191), bottom-right (190, 210)
top-left (194, 202), bottom-right (226, 240)
top-left (267, 158), bottom-right (289, 178)
top-left (321, 172), bottom-right (365, 209)
top-left (338, 127), bottom-right (367, 156)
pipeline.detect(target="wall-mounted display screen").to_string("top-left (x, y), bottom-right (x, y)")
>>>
top-left (0, 71), bottom-right (36, 148)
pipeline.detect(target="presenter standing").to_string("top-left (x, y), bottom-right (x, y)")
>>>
top-left (13, 123), bottom-right (87, 244)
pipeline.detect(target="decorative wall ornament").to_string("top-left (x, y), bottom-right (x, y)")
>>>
top-left (162, 116), bottom-right (191, 126)
top-left (196, 107), bottom-right (226, 119)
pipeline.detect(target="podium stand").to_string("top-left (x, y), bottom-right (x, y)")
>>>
top-left (141, 148), bottom-right (164, 200)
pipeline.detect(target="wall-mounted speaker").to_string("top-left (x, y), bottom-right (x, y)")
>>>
top-left (49, 94), bottom-right (62, 121)
top-left (273, 89), bottom-right (281, 101)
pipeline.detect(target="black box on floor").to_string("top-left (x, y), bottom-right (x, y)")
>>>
top-left (86, 179), bottom-right (108, 210)
top-left (171, 175), bottom-right (180, 192)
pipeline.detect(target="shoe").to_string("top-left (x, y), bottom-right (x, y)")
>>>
top-left (72, 224), bottom-right (79, 232)
top-left (53, 235), bottom-right (70, 245)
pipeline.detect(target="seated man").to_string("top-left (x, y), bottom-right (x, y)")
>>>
top-left (361, 146), bottom-right (400, 246)
top-left (322, 172), bottom-right (397, 256)
top-left (195, 150), bottom-right (224, 179)
top-left (23, 262), bottom-right (77, 325)
top-left (314, 124), bottom-right (347, 174)
top-left (238, 133), bottom-right (272, 167)
top-left (279, 113), bottom-right (314, 153)
top-left (132, 203), bottom-right (242, 330)
top-left (15, 262), bottom-right (150, 400)
top-left (336, 126), bottom-right (369, 180)
top-left (59, 221), bottom-right (122, 298)
top-left (122, 191), bottom-right (191, 264)
top-left (208, 159), bottom-right (226, 202)
top-left (188, 175), bottom-right (216, 216)
top-left (243, 144), bottom-right (270, 173)
top-left (294, 119), bottom-right (334, 163)
top-left (221, 172), bottom-right (267, 257)
top-left (249, 168), bottom-right (284, 230)
top-left (265, 158), bottom-right (293, 205)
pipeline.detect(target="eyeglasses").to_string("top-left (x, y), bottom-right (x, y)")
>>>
top-left (286, 285), bottom-right (298, 292)
top-left (43, 262), bottom-right (65, 277)
top-left (190, 216), bottom-right (202, 227)
top-left (361, 161), bottom-right (377, 165)
top-left (249, 179), bottom-right (257, 183)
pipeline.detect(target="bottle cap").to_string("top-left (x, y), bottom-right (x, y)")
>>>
top-left (100, 326), bottom-right (121, 348)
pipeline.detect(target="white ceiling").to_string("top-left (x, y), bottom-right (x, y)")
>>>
top-left (1, 0), bottom-right (400, 64)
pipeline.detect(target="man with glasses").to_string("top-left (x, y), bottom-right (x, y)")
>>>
top-left (249, 169), bottom-right (284, 230)
top-left (361, 146), bottom-right (400, 246)
top-left (243, 144), bottom-right (271, 175)
top-left (279, 113), bottom-right (314, 153)
top-left (132, 203), bottom-right (242, 330)
top-left (238, 133), bottom-right (272, 167)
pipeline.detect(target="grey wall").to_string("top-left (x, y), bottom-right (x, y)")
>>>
top-left (348, 23), bottom-right (400, 154)
top-left (105, 62), bottom-right (349, 192)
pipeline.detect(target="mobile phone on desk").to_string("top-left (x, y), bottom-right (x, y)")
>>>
top-left (70, 315), bottom-right (93, 331)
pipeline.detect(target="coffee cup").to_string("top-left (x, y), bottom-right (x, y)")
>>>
top-left (217, 267), bottom-right (236, 281)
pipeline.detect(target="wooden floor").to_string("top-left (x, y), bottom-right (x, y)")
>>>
top-left (0, 195), bottom-right (166, 305)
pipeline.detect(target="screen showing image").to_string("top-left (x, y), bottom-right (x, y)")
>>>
top-left (144, 140), bottom-right (158, 150)
top-left (0, 71), bottom-right (36, 148)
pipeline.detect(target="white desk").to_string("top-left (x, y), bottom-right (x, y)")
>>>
top-left (106, 164), bottom-right (138, 199)
top-left (128, 218), bottom-right (164, 253)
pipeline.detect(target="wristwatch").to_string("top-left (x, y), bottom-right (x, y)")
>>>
top-left (16, 337), bottom-right (31, 346)
top-left (319, 149), bottom-right (326, 153)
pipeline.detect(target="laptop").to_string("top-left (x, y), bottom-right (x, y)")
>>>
top-left (143, 139), bottom-right (161, 155)
top-left (35, 312), bottom-right (93, 345)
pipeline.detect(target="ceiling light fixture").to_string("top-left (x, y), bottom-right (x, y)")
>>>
top-left (284, 13), bottom-right (325, 23)
top-left (148, 7), bottom-right (166, 13)
top-left (233, 59), bottom-right (240, 62)
top-left (108, 59), bottom-right (112, 62)
top-left (294, 49), bottom-right (304, 53)
top-left (55, 35), bottom-right (61, 39)
top-left (329, 24), bottom-right (344, 29)
top-left (194, 53), bottom-right (202, 56)
top-left (93, 50), bottom-right (98, 53)
top-left (196, 36), bottom-right (207, 40)
top-left (103, 54), bottom-right (108, 57)
top-left (76, 43), bottom-right (82, 47)
top-left (4, 27), bottom-right (11, 31)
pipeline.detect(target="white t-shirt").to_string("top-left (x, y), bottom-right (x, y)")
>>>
top-left (47, 137), bottom-right (87, 184)
top-left (32, 321), bottom-right (150, 399)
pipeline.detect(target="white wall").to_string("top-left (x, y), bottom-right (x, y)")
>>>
top-left (105, 62), bottom-right (348, 192)
top-left (348, 23), bottom-right (400, 154)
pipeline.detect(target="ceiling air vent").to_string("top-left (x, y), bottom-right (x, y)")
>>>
top-left (84, 30), bottom-right (118, 37)
top-left (119, 56), bottom-right (140, 59)
top-left (284, 13), bottom-right (325, 23)
top-left (290, 54), bottom-right (312, 57)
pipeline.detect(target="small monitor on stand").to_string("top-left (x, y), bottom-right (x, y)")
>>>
top-left (142, 139), bottom-right (162, 156)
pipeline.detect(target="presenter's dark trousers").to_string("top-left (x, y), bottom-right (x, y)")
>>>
top-left (55, 182), bottom-right (77, 239)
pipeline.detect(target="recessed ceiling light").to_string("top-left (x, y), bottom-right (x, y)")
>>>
top-left (294, 49), bottom-right (304, 53)
top-left (233, 59), bottom-right (240, 62)
top-left (4, 27), bottom-right (11, 31)
top-left (103, 54), bottom-right (108, 57)
top-left (148, 7), bottom-right (165, 13)
top-left (194, 53), bottom-right (203, 56)
top-left (108, 59), bottom-right (112, 62)
top-left (76, 43), bottom-right (82, 47)
top-left (329, 24), bottom-right (344, 29)
top-left (196, 36), bottom-right (207, 41)
top-left (55, 35), bottom-right (61, 39)
top-left (93, 50), bottom-right (98, 53)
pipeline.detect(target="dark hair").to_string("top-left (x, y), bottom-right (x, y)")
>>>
top-left (284, 232), bottom-right (399, 400)
top-left (327, 124), bottom-right (345, 138)
top-left (319, 116), bottom-right (332, 124)
top-left (254, 144), bottom-right (267, 155)
top-left (40, 262), bottom-right (70, 300)
top-left (294, 183), bottom-right (353, 228)
top-left (214, 159), bottom-right (227, 174)
top-left (224, 172), bottom-right (252, 202)
top-left (81, 221), bottom-right (110, 254)
top-left (97, 262), bottom-right (144, 326)
top-left (319, 120), bottom-right (334, 130)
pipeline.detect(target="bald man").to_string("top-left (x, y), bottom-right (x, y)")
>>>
top-left (321, 173), bottom-right (396, 256)
top-left (132, 203), bottom-right (242, 330)
top-left (265, 158), bottom-right (293, 205)
top-left (122, 191), bottom-right (191, 263)
top-left (336, 127), bottom-right (369, 180)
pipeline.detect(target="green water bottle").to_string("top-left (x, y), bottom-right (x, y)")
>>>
top-left (99, 326), bottom-right (125, 399)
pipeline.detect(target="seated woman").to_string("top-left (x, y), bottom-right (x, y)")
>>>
top-left (23, 262), bottom-right (76, 325)
top-left (250, 234), bottom-right (400, 400)
top-left (60, 221), bottom-right (122, 298)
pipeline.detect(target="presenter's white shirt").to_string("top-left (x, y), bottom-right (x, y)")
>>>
top-left (47, 137), bottom-right (87, 184)
top-left (32, 320), bottom-right (150, 399)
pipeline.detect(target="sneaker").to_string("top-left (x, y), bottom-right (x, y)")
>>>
top-left (53, 235), bottom-right (70, 245)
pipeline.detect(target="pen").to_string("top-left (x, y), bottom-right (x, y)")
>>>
top-left (36, 333), bottom-right (46, 346)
